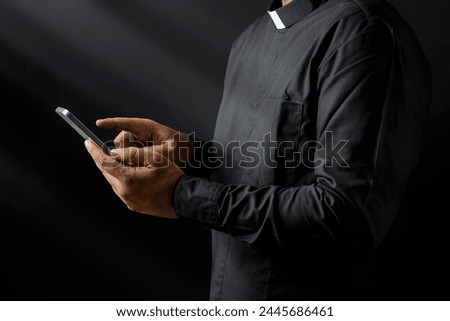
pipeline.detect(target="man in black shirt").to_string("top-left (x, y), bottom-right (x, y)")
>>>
top-left (85, 0), bottom-right (431, 299)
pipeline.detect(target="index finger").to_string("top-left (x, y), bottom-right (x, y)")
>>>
top-left (96, 117), bottom-right (160, 142)
top-left (96, 117), bottom-right (134, 131)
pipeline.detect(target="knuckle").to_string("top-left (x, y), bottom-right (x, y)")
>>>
top-left (114, 132), bottom-right (125, 145)
top-left (128, 147), bottom-right (139, 160)
top-left (115, 131), bottom-right (134, 147)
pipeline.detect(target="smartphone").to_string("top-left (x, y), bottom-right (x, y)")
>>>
top-left (55, 107), bottom-right (111, 155)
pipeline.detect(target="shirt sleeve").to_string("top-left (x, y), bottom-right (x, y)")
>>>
top-left (172, 27), bottom-right (430, 252)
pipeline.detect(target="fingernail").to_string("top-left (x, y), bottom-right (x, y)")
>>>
top-left (84, 140), bottom-right (90, 148)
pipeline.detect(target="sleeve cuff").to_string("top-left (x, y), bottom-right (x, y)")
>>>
top-left (172, 175), bottom-right (223, 227)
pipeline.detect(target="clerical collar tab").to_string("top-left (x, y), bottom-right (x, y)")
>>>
top-left (267, 0), bottom-right (326, 30)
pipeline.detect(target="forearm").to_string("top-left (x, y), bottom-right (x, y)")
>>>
top-left (173, 175), bottom-right (373, 251)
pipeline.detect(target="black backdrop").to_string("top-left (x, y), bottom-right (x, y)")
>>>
top-left (0, 0), bottom-right (449, 300)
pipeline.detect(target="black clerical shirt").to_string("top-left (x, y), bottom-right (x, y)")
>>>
top-left (173, 0), bottom-right (431, 300)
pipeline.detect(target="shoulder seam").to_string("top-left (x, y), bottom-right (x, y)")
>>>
top-left (317, 29), bottom-right (374, 71)
top-left (351, 0), bottom-right (381, 27)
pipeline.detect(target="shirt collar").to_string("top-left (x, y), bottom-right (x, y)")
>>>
top-left (267, 0), bottom-right (327, 30)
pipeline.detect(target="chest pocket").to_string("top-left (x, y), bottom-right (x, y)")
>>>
top-left (243, 97), bottom-right (303, 186)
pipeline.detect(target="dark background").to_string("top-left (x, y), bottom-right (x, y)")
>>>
top-left (0, 0), bottom-right (448, 300)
